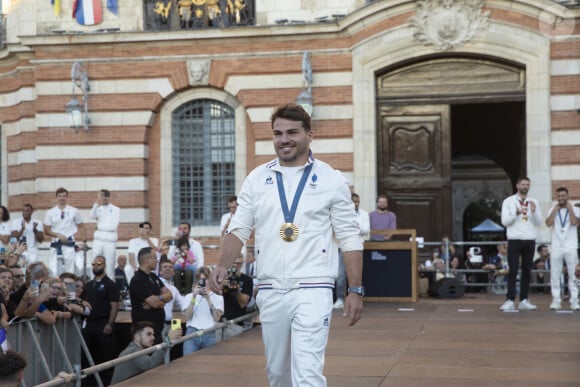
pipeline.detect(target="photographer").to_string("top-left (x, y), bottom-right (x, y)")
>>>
top-left (182, 266), bottom-right (223, 355)
top-left (221, 257), bottom-right (253, 338)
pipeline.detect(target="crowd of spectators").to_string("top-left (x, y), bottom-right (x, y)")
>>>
top-left (0, 190), bottom-right (258, 386)
top-left (418, 239), bottom-right (566, 295)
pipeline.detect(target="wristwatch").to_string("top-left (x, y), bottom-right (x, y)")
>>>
top-left (348, 286), bottom-right (365, 297)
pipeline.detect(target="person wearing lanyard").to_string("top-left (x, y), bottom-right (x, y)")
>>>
top-left (545, 187), bottom-right (580, 310)
top-left (210, 104), bottom-right (363, 387)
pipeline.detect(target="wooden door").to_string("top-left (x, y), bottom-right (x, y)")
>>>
top-left (377, 105), bottom-right (451, 243)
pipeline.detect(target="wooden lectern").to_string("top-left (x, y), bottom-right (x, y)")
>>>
top-left (363, 229), bottom-right (417, 302)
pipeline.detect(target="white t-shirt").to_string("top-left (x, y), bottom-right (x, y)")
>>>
top-left (44, 205), bottom-right (83, 240)
top-left (548, 206), bottom-right (580, 249)
top-left (183, 292), bottom-right (223, 330)
top-left (10, 217), bottom-right (44, 251)
top-left (128, 237), bottom-right (159, 259)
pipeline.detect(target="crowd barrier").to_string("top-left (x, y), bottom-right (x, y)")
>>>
top-left (11, 311), bottom-right (257, 387)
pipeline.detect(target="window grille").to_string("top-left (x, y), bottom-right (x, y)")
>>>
top-left (172, 99), bottom-right (235, 226)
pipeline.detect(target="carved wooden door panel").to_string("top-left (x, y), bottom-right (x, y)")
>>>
top-left (377, 105), bottom-right (451, 243)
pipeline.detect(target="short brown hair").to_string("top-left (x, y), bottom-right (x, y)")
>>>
top-left (271, 104), bottom-right (311, 132)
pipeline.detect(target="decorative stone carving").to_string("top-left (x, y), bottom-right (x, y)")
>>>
top-left (187, 60), bottom-right (210, 86)
top-left (409, 0), bottom-right (490, 50)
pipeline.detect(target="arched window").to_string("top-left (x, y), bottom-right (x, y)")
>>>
top-left (172, 99), bottom-right (235, 226)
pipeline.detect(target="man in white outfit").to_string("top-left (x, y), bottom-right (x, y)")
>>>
top-left (211, 104), bottom-right (363, 387)
top-left (90, 189), bottom-right (120, 279)
top-left (44, 187), bottom-right (87, 276)
top-left (545, 186), bottom-right (580, 310)
top-left (500, 177), bottom-right (543, 311)
top-left (10, 204), bottom-right (45, 266)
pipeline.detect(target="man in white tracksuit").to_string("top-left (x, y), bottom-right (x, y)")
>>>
top-left (211, 104), bottom-right (364, 387)
top-left (545, 186), bottom-right (580, 310)
top-left (90, 189), bottom-right (120, 279)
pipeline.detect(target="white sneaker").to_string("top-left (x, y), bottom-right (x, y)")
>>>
top-left (333, 299), bottom-right (344, 309)
top-left (570, 299), bottom-right (580, 310)
top-left (518, 299), bottom-right (537, 310)
top-left (499, 300), bottom-right (515, 311)
top-left (549, 300), bottom-right (561, 310)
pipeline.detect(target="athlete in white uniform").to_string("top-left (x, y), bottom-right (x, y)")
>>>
top-left (90, 189), bottom-right (120, 279)
top-left (44, 187), bottom-right (86, 276)
top-left (545, 186), bottom-right (580, 310)
top-left (211, 104), bottom-right (363, 387)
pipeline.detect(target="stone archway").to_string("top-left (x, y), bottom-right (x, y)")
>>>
top-left (352, 13), bottom-right (551, 242)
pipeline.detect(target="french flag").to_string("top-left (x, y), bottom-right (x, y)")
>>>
top-left (73, 0), bottom-right (102, 26)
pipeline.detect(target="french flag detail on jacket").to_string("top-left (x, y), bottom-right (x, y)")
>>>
top-left (73, 0), bottom-right (103, 26)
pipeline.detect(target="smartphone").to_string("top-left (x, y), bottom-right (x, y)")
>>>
top-left (65, 281), bottom-right (76, 300)
top-left (171, 318), bottom-right (181, 331)
top-left (198, 278), bottom-right (206, 288)
top-left (40, 282), bottom-right (50, 294)
top-left (30, 279), bottom-right (40, 297)
top-left (9, 237), bottom-right (17, 245)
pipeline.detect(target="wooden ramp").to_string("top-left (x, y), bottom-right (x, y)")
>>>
top-left (114, 294), bottom-right (580, 386)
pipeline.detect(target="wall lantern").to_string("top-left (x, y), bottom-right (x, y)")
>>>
top-left (65, 62), bottom-right (90, 131)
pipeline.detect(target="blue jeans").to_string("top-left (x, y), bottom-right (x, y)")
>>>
top-left (182, 326), bottom-right (216, 356)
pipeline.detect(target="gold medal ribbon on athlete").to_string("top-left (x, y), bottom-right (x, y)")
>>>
top-left (275, 163), bottom-right (314, 242)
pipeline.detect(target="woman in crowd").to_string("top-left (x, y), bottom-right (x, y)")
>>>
top-left (182, 266), bottom-right (223, 355)
top-left (60, 273), bottom-right (91, 319)
top-left (35, 278), bottom-right (71, 325)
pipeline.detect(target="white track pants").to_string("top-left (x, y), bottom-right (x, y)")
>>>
top-left (550, 247), bottom-right (579, 302)
top-left (256, 287), bottom-right (333, 387)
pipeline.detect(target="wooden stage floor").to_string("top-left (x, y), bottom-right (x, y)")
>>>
top-left (114, 293), bottom-right (580, 387)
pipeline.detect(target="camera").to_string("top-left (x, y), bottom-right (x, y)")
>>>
top-left (222, 266), bottom-right (238, 291)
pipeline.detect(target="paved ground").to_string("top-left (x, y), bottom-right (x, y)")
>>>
top-left (113, 293), bottom-right (580, 386)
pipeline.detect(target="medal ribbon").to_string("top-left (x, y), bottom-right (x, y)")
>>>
top-left (557, 208), bottom-right (569, 229)
top-left (275, 163), bottom-right (313, 224)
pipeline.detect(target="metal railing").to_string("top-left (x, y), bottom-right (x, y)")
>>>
top-left (34, 310), bottom-right (259, 387)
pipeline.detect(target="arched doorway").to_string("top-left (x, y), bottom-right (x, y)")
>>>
top-left (375, 55), bottom-right (524, 243)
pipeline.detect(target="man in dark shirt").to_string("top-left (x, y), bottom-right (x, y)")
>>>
top-left (114, 254), bottom-right (129, 303)
top-left (222, 257), bottom-right (253, 337)
top-left (129, 247), bottom-right (172, 343)
top-left (82, 255), bottom-right (119, 386)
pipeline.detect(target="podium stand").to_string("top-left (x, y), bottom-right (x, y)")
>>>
top-left (363, 229), bottom-right (417, 302)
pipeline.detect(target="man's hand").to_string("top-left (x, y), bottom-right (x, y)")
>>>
top-left (103, 323), bottom-right (113, 335)
top-left (342, 293), bottom-right (363, 326)
top-left (209, 266), bottom-right (227, 295)
top-left (168, 328), bottom-right (182, 342)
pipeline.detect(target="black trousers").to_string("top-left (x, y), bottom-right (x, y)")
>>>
top-left (82, 321), bottom-right (117, 386)
top-left (506, 239), bottom-right (536, 301)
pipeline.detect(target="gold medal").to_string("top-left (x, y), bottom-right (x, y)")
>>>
top-left (280, 223), bottom-right (299, 242)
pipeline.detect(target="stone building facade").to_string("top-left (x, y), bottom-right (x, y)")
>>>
top-left (0, 0), bottom-right (578, 263)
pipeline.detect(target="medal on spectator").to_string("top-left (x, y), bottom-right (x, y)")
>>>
top-left (519, 199), bottom-right (528, 221)
top-left (275, 163), bottom-right (313, 242)
top-left (558, 207), bottom-right (569, 233)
